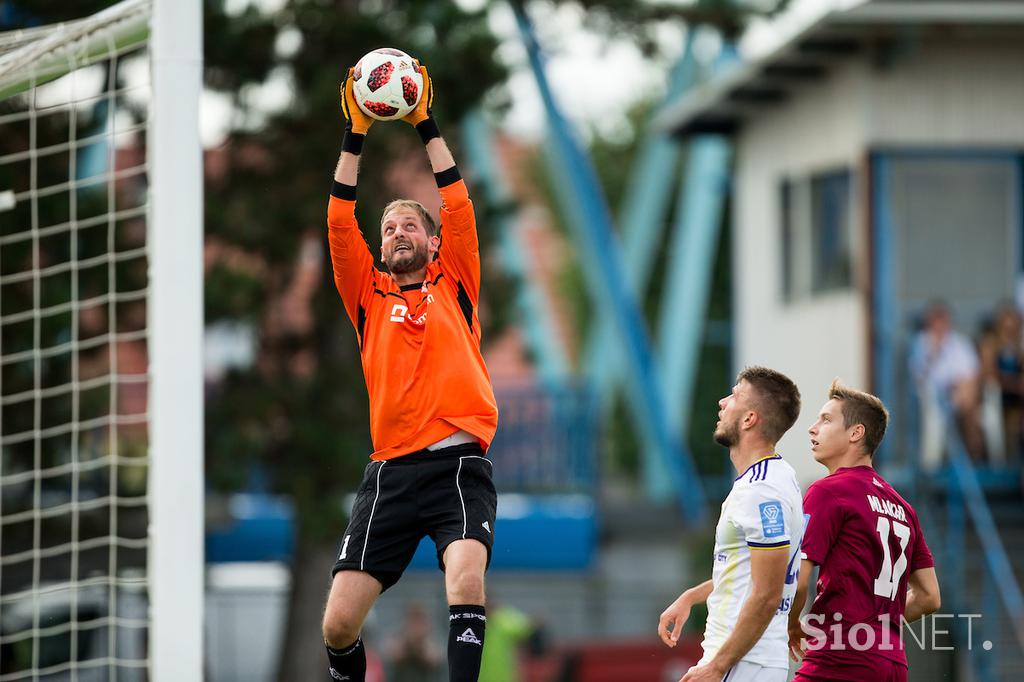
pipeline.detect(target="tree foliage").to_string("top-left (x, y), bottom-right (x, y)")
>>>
top-left (567, 0), bottom-right (792, 45)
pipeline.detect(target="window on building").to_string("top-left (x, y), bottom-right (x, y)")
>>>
top-left (779, 168), bottom-right (855, 301)
top-left (780, 180), bottom-right (793, 299)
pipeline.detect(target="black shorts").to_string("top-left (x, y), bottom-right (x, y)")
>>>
top-left (331, 443), bottom-right (497, 591)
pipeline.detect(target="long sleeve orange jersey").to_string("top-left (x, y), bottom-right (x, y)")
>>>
top-left (326, 178), bottom-right (498, 461)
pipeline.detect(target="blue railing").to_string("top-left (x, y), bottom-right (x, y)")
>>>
top-left (487, 383), bottom-right (598, 494)
top-left (928, 399), bottom-right (1024, 682)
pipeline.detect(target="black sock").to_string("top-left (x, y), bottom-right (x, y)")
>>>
top-left (448, 604), bottom-right (486, 682)
top-left (325, 637), bottom-right (366, 682)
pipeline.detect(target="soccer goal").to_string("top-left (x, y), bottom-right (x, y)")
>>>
top-left (0, 1), bottom-right (202, 680)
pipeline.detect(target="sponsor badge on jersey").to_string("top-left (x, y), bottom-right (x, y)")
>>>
top-left (759, 500), bottom-right (785, 538)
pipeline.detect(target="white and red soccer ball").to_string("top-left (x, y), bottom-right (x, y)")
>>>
top-left (351, 48), bottom-right (423, 121)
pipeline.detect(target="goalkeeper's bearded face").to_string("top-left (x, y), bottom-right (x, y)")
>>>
top-left (380, 208), bottom-right (439, 275)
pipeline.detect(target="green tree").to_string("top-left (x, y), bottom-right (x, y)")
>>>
top-left (571, 0), bottom-right (792, 45)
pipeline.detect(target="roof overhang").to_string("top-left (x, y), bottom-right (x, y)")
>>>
top-left (654, 0), bottom-right (1024, 136)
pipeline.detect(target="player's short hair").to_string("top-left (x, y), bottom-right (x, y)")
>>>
top-left (380, 199), bottom-right (437, 236)
top-left (737, 366), bottom-right (801, 444)
top-left (828, 378), bottom-right (889, 455)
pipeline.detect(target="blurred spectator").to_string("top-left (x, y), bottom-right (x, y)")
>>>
top-left (909, 302), bottom-right (985, 467)
top-left (979, 303), bottom-right (1024, 463)
top-left (386, 603), bottom-right (444, 682)
top-left (479, 602), bottom-right (536, 682)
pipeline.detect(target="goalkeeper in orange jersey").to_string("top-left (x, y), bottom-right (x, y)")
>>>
top-left (319, 62), bottom-right (498, 682)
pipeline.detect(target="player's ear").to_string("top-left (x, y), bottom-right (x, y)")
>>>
top-left (428, 234), bottom-right (440, 253)
top-left (742, 410), bottom-right (759, 431)
top-left (848, 422), bottom-right (866, 446)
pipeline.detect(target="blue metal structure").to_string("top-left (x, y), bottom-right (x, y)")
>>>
top-left (870, 153), bottom-right (898, 466)
top-left (935, 403), bottom-right (1024, 682)
top-left (461, 111), bottom-right (571, 386)
top-left (655, 46), bottom-right (737, 470)
top-left (584, 34), bottom-right (698, 403)
top-left (580, 34), bottom-right (738, 501)
top-left (583, 36), bottom-right (696, 500)
top-left (513, 3), bottom-right (706, 522)
top-left (655, 134), bottom-right (730, 436)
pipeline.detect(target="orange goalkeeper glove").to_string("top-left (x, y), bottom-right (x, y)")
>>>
top-left (402, 64), bottom-right (440, 145)
top-left (340, 67), bottom-right (373, 136)
top-left (401, 64), bottom-right (433, 127)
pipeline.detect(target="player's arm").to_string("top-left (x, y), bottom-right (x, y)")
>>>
top-left (422, 133), bottom-right (471, 220)
top-left (904, 567), bottom-right (941, 623)
top-left (700, 548), bottom-right (788, 677)
top-left (326, 69), bottom-right (376, 331)
top-left (402, 66), bottom-right (480, 299)
top-left (401, 65), bottom-right (459, 183)
top-left (333, 146), bottom-right (358, 185)
top-left (424, 136), bottom-right (457, 178)
top-left (787, 558), bottom-right (816, 661)
top-left (332, 67), bottom-right (371, 188)
top-left (658, 579), bottom-right (713, 647)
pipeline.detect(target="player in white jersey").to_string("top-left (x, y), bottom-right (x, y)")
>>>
top-left (659, 367), bottom-right (804, 682)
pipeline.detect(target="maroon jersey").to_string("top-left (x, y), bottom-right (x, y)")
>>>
top-left (798, 466), bottom-right (934, 678)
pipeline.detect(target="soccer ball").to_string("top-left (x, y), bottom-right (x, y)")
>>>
top-left (351, 48), bottom-right (423, 121)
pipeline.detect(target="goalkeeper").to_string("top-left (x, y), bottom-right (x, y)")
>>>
top-left (320, 63), bottom-right (499, 682)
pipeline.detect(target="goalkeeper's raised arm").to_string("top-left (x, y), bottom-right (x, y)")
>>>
top-left (333, 66), bottom-right (372, 188)
top-left (400, 64), bottom-right (456, 176)
top-left (325, 67), bottom-right (376, 338)
top-left (401, 65), bottom-right (481, 303)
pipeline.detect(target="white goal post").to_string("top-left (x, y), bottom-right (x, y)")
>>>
top-left (148, 0), bottom-right (203, 680)
top-left (0, 1), bottom-right (202, 680)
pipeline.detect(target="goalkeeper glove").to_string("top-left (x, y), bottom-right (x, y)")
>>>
top-left (340, 67), bottom-right (373, 136)
top-left (402, 64), bottom-right (433, 127)
top-left (403, 64), bottom-right (440, 144)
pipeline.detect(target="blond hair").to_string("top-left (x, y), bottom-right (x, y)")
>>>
top-left (380, 199), bottom-right (437, 236)
top-left (828, 378), bottom-right (889, 455)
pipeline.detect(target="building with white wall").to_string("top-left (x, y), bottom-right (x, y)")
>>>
top-left (658, 0), bottom-right (1024, 483)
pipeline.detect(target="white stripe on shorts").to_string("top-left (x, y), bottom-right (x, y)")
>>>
top-left (456, 457), bottom-right (467, 539)
top-left (455, 455), bottom-right (492, 540)
top-left (360, 462), bottom-right (386, 570)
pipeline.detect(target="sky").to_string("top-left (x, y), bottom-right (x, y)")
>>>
top-left (201, 0), bottom-right (865, 147)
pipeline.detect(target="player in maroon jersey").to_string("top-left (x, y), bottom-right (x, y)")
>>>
top-left (788, 379), bottom-right (941, 682)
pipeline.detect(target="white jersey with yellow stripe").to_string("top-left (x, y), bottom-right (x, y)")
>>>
top-left (700, 454), bottom-right (805, 671)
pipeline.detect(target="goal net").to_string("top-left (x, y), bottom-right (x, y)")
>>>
top-left (0, 1), bottom-right (202, 680)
